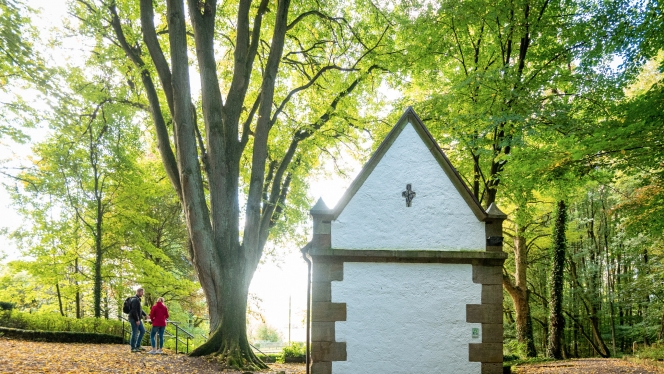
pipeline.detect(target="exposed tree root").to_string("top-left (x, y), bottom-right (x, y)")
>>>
top-left (189, 330), bottom-right (267, 370)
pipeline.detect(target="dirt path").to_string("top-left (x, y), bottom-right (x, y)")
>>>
top-left (0, 338), bottom-right (305, 373)
top-left (513, 358), bottom-right (663, 374)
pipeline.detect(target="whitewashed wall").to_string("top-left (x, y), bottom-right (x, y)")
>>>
top-left (331, 122), bottom-right (485, 251)
top-left (332, 262), bottom-right (482, 373)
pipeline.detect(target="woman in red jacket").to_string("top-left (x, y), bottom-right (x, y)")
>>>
top-left (149, 297), bottom-right (169, 354)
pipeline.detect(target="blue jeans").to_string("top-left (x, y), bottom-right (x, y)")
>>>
top-left (129, 318), bottom-right (145, 350)
top-left (150, 326), bottom-right (165, 349)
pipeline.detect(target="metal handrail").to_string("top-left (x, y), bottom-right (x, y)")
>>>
top-left (169, 320), bottom-right (194, 338)
top-left (250, 343), bottom-right (271, 362)
top-left (122, 316), bottom-right (196, 354)
top-left (162, 329), bottom-right (187, 354)
top-left (167, 320), bottom-right (195, 354)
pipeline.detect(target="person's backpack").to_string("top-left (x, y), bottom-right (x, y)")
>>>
top-left (122, 296), bottom-right (135, 314)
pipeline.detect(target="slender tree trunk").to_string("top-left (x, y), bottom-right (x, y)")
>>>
top-left (104, 293), bottom-right (109, 319)
top-left (503, 228), bottom-right (537, 357)
top-left (55, 283), bottom-right (64, 317)
top-left (547, 200), bottom-right (566, 359)
top-left (75, 257), bottom-right (81, 319)
top-left (90, 126), bottom-right (104, 318)
top-left (93, 240), bottom-right (102, 318)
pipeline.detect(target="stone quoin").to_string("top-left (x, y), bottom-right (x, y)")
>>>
top-left (303, 107), bottom-right (507, 374)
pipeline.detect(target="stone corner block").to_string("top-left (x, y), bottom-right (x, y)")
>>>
top-left (313, 234), bottom-right (332, 250)
top-left (482, 284), bottom-right (504, 305)
top-left (312, 302), bottom-right (346, 322)
top-left (482, 362), bottom-right (504, 374)
top-left (311, 341), bottom-right (347, 362)
top-left (469, 342), bottom-right (502, 363)
top-left (467, 304), bottom-right (502, 324)
top-left (473, 265), bottom-right (503, 285)
top-left (311, 322), bottom-right (336, 342)
top-left (312, 262), bottom-right (343, 282)
top-left (482, 323), bottom-right (503, 343)
top-left (313, 220), bottom-right (331, 235)
top-left (312, 282), bottom-right (332, 302)
top-left (311, 361), bottom-right (332, 374)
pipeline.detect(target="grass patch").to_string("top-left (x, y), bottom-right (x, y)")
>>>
top-left (632, 344), bottom-right (664, 361)
top-left (626, 344), bottom-right (664, 370)
top-left (504, 356), bottom-right (555, 367)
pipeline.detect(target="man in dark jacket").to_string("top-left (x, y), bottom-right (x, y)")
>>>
top-left (128, 287), bottom-right (147, 352)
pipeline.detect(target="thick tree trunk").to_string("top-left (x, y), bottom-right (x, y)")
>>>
top-left (189, 256), bottom-right (266, 369)
top-left (503, 230), bottom-right (537, 357)
top-left (547, 200), bottom-right (566, 359)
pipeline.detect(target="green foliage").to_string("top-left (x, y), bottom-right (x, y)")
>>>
top-left (503, 339), bottom-right (531, 361)
top-left (0, 0), bottom-right (51, 143)
top-left (254, 323), bottom-right (280, 343)
top-left (3, 66), bottom-right (202, 321)
top-left (278, 342), bottom-right (306, 363)
top-left (281, 342), bottom-right (305, 357)
top-left (0, 310), bottom-right (123, 336)
top-left (632, 343), bottom-right (664, 361)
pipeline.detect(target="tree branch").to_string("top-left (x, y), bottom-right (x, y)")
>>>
top-left (109, 1), bottom-right (182, 199)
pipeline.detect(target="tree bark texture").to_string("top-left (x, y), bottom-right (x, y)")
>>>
top-left (547, 200), bottom-right (566, 359)
top-left (503, 230), bottom-right (537, 357)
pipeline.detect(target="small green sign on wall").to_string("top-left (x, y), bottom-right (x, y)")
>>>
top-left (471, 328), bottom-right (480, 339)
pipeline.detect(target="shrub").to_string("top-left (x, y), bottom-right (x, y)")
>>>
top-left (0, 326), bottom-right (123, 344)
top-left (0, 311), bottom-right (124, 336)
top-left (633, 343), bottom-right (664, 360)
top-left (255, 323), bottom-right (280, 342)
top-left (503, 339), bottom-right (529, 360)
top-left (0, 302), bottom-right (14, 311)
top-left (278, 342), bottom-right (306, 363)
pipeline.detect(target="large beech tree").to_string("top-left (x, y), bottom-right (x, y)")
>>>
top-left (72, 0), bottom-right (389, 367)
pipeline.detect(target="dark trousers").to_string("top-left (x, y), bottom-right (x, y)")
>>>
top-left (151, 325), bottom-right (165, 349)
top-left (128, 317), bottom-right (145, 350)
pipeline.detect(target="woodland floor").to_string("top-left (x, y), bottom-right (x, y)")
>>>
top-left (513, 358), bottom-right (664, 373)
top-left (0, 338), bottom-right (304, 373)
top-left (2, 338), bottom-right (663, 374)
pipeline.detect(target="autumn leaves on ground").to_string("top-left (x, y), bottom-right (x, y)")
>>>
top-left (0, 338), bottom-right (304, 374)
top-left (1, 338), bottom-right (663, 374)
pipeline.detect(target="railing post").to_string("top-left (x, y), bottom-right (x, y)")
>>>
top-left (176, 326), bottom-right (179, 354)
top-left (122, 320), bottom-right (125, 344)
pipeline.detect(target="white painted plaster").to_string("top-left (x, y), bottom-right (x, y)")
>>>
top-left (331, 122), bottom-right (485, 250)
top-left (332, 262), bottom-right (482, 373)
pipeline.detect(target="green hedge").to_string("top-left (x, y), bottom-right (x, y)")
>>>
top-left (0, 326), bottom-right (123, 344)
top-left (0, 302), bottom-right (14, 311)
top-left (278, 342), bottom-right (306, 363)
top-left (0, 311), bottom-right (124, 336)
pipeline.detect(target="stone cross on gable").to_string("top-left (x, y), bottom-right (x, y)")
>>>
top-left (402, 183), bottom-right (416, 207)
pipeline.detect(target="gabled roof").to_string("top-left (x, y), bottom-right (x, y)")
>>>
top-left (331, 107), bottom-right (488, 222)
